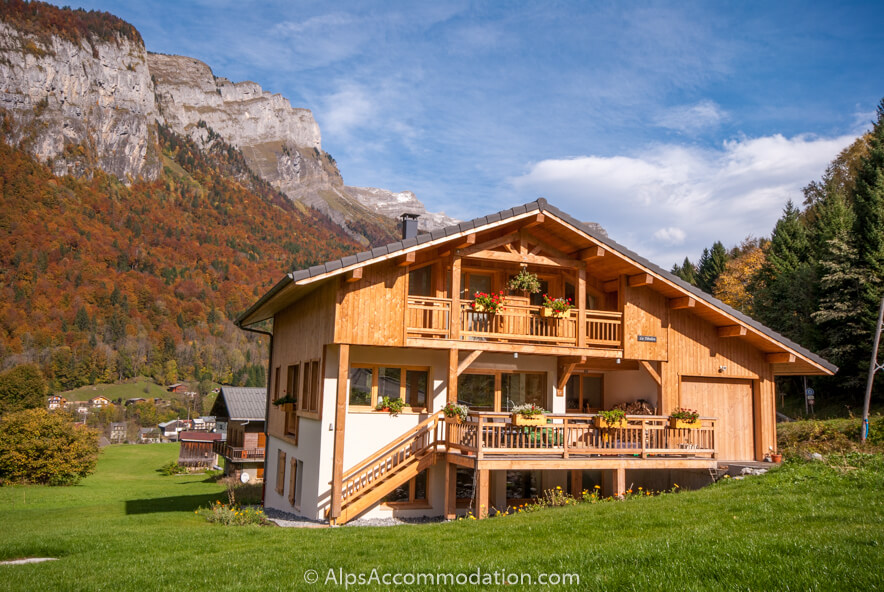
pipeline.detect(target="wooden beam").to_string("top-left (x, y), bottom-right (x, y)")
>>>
top-left (345, 267), bottom-right (363, 283)
top-left (577, 267), bottom-right (586, 348)
top-left (766, 352), bottom-right (796, 364)
top-left (444, 462), bottom-right (456, 519)
top-left (640, 360), bottom-right (662, 385)
top-left (438, 233), bottom-right (477, 257)
top-left (450, 257), bottom-right (461, 340)
top-left (524, 213), bottom-right (545, 227)
top-left (628, 273), bottom-right (654, 287)
top-left (521, 231), bottom-right (571, 260)
top-left (669, 296), bottom-right (696, 310)
top-left (455, 234), bottom-right (476, 249)
top-left (464, 248), bottom-right (584, 269)
top-left (602, 280), bottom-right (619, 293)
top-left (329, 343), bottom-right (350, 523)
top-left (397, 251), bottom-right (416, 267)
top-left (476, 469), bottom-right (490, 518)
top-left (459, 231), bottom-right (519, 257)
top-left (448, 348), bottom-right (458, 403)
top-left (557, 356), bottom-right (585, 396)
top-left (717, 325), bottom-right (748, 338)
top-left (578, 246), bottom-right (605, 260)
top-left (457, 350), bottom-right (483, 376)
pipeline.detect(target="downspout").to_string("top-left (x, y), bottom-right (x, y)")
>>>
top-left (238, 323), bottom-right (273, 506)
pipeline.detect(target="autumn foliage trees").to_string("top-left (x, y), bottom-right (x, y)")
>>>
top-left (0, 114), bottom-right (360, 393)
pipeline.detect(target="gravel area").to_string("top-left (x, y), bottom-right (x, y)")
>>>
top-left (264, 507), bottom-right (448, 528)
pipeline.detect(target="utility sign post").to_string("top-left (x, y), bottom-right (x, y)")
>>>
top-left (861, 297), bottom-right (884, 443)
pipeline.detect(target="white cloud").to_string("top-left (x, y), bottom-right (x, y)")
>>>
top-left (510, 132), bottom-right (858, 266)
top-left (654, 227), bottom-right (686, 245)
top-left (320, 83), bottom-right (376, 139)
top-left (654, 100), bottom-right (727, 134)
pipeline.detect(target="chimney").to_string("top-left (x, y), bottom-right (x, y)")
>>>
top-left (400, 213), bottom-right (419, 240)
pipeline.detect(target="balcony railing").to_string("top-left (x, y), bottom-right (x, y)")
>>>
top-left (446, 413), bottom-right (717, 460)
top-left (213, 441), bottom-right (265, 461)
top-left (406, 297), bottom-right (622, 349)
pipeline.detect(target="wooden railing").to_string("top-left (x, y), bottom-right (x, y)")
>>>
top-left (213, 441), bottom-right (265, 461)
top-left (334, 411), bottom-right (445, 522)
top-left (406, 297), bottom-right (622, 349)
top-left (447, 413), bottom-right (716, 460)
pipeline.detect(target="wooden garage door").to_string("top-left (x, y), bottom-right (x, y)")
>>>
top-left (681, 377), bottom-right (754, 461)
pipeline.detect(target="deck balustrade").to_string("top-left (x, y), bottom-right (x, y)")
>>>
top-left (213, 441), bottom-right (265, 461)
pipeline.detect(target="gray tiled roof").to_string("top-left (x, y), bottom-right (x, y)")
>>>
top-left (216, 387), bottom-right (267, 421)
top-left (239, 198), bottom-right (835, 374)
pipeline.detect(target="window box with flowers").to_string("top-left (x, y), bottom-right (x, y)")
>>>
top-left (472, 291), bottom-right (506, 314)
top-left (442, 402), bottom-right (469, 424)
top-left (541, 294), bottom-right (572, 318)
top-left (511, 403), bottom-right (547, 426)
top-left (594, 409), bottom-right (627, 429)
top-left (272, 394), bottom-right (297, 413)
top-left (375, 396), bottom-right (405, 415)
top-left (669, 408), bottom-right (701, 429)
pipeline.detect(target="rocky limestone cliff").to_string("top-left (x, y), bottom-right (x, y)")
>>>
top-left (345, 186), bottom-right (458, 231)
top-left (0, 21), bottom-right (161, 180)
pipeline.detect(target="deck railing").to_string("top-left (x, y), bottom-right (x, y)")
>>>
top-left (406, 297), bottom-right (622, 349)
top-left (213, 441), bottom-right (265, 461)
top-left (446, 412), bottom-right (716, 460)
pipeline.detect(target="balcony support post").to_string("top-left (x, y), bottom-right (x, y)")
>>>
top-left (577, 268), bottom-right (586, 347)
top-left (450, 256), bottom-right (461, 340)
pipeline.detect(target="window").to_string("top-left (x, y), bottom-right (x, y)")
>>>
top-left (275, 449), bottom-right (286, 495)
top-left (408, 265), bottom-right (433, 297)
top-left (506, 470), bottom-right (540, 502)
top-left (459, 371), bottom-right (547, 412)
top-left (383, 469), bottom-right (428, 505)
top-left (455, 468), bottom-right (474, 505)
top-left (300, 360), bottom-right (323, 416)
top-left (273, 366), bottom-right (281, 397)
top-left (286, 364), bottom-right (300, 401)
top-left (288, 457), bottom-right (298, 506)
top-left (348, 365), bottom-right (431, 410)
top-left (565, 374), bottom-right (603, 412)
top-left (461, 271), bottom-right (493, 299)
top-left (565, 282), bottom-right (600, 311)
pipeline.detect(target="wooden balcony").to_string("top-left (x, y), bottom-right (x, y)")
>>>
top-left (213, 441), bottom-right (265, 462)
top-left (406, 297), bottom-right (622, 351)
top-left (446, 413), bottom-right (717, 462)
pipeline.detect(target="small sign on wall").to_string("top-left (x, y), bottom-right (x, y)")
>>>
top-left (637, 335), bottom-right (657, 343)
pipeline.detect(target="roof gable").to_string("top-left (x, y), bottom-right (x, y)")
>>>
top-left (213, 387), bottom-right (267, 421)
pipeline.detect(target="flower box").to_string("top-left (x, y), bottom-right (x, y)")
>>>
top-left (669, 418), bottom-right (701, 429)
top-left (279, 403), bottom-right (294, 413)
top-left (512, 414), bottom-right (547, 426)
top-left (541, 307), bottom-right (567, 318)
top-left (473, 304), bottom-right (487, 313)
top-left (444, 416), bottom-right (463, 425)
top-left (594, 416), bottom-right (626, 429)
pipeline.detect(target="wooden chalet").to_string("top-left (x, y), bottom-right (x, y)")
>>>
top-left (47, 395), bottom-right (67, 410)
top-left (237, 199), bottom-right (836, 524)
top-left (210, 387), bottom-right (267, 483)
top-left (177, 431), bottom-right (221, 468)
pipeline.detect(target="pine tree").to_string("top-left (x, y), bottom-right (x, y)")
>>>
top-left (697, 242), bottom-right (728, 294)
top-left (670, 257), bottom-right (698, 285)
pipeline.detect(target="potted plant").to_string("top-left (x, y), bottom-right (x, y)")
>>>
top-left (511, 403), bottom-right (547, 426)
top-left (595, 409), bottom-right (626, 429)
top-left (668, 408), bottom-right (700, 429)
top-left (375, 396), bottom-right (405, 415)
top-left (472, 291), bottom-right (506, 314)
top-left (442, 402), bottom-right (469, 424)
top-left (272, 393), bottom-right (297, 412)
top-left (507, 269), bottom-right (542, 297)
top-left (541, 294), bottom-right (572, 318)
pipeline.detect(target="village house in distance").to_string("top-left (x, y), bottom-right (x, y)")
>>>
top-left (237, 199), bottom-right (836, 524)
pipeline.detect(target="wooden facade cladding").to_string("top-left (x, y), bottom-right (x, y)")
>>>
top-left (268, 281), bottom-right (337, 442)
top-left (335, 259), bottom-right (407, 347)
top-left (622, 277), bottom-right (669, 361)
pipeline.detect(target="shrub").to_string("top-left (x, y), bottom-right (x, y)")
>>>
top-left (160, 461), bottom-right (188, 476)
top-left (0, 408), bottom-right (98, 485)
top-left (196, 501), bottom-right (270, 526)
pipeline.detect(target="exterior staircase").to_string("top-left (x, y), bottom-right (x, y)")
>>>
top-left (332, 411), bottom-right (445, 525)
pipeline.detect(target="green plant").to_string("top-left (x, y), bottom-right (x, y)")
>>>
top-left (541, 294), bottom-right (572, 313)
top-left (598, 409), bottom-right (626, 424)
top-left (376, 396), bottom-right (405, 414)
top-left (511, 403), bottom-right (546, 417)
top-left (472, 291), bottom-right (506, 314)
top-left (196, 501), bottom-right (270, 526)
top-left (442, 402), bottom-right (469, 421)
top-left (507, 269), bottom-right (542, 294)
top-left (272, 393), bottom-right (297, 406)
top-left (669, 407), bottom-right (700, 422)
top-left (160, 461), bottom-right (188, 476)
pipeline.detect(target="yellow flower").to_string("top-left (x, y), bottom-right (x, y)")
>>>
top-left (594, 485), bottom-right (600, 489)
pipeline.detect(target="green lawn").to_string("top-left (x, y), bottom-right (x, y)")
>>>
top-left (0, 445), bottom-right (882, 591)
top-left (59, 378), bottom-right (173, 402)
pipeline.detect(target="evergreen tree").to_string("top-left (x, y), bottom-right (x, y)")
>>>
top-left (670, 257), bottom-right (698, 285)
top-left (697, 241), bottom-right (728, 294)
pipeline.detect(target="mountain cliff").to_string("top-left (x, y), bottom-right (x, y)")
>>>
top-left (0, 1), bottom-right (455, 245)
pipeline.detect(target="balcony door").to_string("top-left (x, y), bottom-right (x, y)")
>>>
top-left (457, 371), bottom-right (547, 412)
top-left (461, 271), bottom-right (494, 300)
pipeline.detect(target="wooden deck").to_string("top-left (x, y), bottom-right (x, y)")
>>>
top-left (444, 412), bottom-right (717, 470)
top-left (406, 297), bottom-right (622, 350)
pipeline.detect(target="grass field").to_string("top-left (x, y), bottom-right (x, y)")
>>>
top-left (58, 378), bottom-right (173, 402)
top-left (0, 444), bottom-right (882, 591)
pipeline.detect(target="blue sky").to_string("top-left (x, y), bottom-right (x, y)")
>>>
top-left (72, 1), bottom-right (884, 266)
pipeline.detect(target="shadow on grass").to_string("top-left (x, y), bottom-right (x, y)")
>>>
top-left (125, 492), bottom-right (223, 515)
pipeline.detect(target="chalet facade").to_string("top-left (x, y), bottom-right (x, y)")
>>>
top-left (90, 396), bottom-right (110, 408)
top-left (47, 396), bottom-right (67, 410)
top-left (237, 199), bottom-right (835, 524)
top-left (210, 387), bottom-right (267, 483)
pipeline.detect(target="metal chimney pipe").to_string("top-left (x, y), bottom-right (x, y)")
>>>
top-left (400, 213), bottom-right (419, 240)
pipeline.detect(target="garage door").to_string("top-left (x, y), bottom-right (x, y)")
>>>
top-left (680, 377), bottom-right (754, 461)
